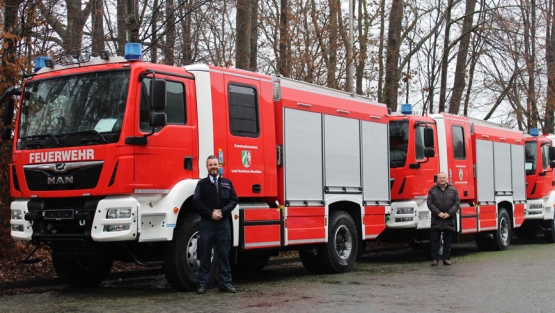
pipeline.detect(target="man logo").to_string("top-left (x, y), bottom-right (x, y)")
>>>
top-left (242, 150), bottom-right (252, 168)
top-left (55, 163), bottom-right (66, 172)
top-left (47, 176), bottom-right (74, 184)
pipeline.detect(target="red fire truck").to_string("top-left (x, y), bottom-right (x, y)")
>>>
top-left (4, 44), bottom-right (390, 291)
top-left (519, 132), bottom-right (555, 240)
top-left (387, 106), bottom-right (555, 251)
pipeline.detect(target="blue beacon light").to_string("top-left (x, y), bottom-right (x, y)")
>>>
top-left (530, 128), bottom-right (539, 137)
top-left (400, 103), bottom-right (412, 115)
top-left (124, 43), bottom-right (143, 61)
top-left (34, 56), bottom-right (53, 72)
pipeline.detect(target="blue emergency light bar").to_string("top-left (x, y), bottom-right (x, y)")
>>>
top-left (34, 56), bottom-right (54, 72)
top-left (530, 128), bottom-right (539, 137)
top-left (124, 43), bottom-right (143, 61)
top-left (400, 103), bottom-right (412, 115)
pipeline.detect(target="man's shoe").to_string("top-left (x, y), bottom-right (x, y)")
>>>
top-left (196, 285), bottom-right (207, 294)
top-left (443, 260), bottom-right (452, 266)
top-left (219, 284), bottom-right (236, 293)
top-left (431, 260), bottom-right (438, 266)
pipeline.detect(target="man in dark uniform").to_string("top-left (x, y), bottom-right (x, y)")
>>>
top-left (193, 155), bottom-right (238, 293)
top-left (427, 172), bottom-right (460, 266)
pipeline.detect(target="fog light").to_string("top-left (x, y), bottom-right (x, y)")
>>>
top-left (11, 210), bottom-right (23, 220)
top-left (103, 224), bottom-right (131, 232)
top-left (395, 217), bottom-right (414, 222)
top-left (11, 224), bottom-right (24, 232)
top-left (397, 207), bottom-right (414, 215)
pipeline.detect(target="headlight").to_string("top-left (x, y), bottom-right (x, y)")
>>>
top-left (106, 208), bottom-right (132, 219)
top-left (396, 207), bottom-right (414, 215)
top-left (11, 210), bottom-right (23, 220)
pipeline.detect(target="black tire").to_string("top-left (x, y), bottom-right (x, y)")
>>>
top-left (491, 208), bottom-right (512, 251)
top-left (318, 211), bottom-right (358, 274)
top-left (51, 249), bottom-right (112, 287)
top-left (163, 212), bottom-right (217, 291)
top-left (231, 249), bottom-right (272, 273)
top-left (544, 219), bottom-right (555, 243)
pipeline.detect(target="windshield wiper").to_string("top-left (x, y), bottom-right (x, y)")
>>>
top-left (19, 133), bottom-right (61, 149)
top-left (73, 130), bottom-right (107, 144)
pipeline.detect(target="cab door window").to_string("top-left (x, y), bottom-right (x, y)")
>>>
top-left (140, 78), bottom-right (186, 132)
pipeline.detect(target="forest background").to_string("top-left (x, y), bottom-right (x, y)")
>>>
top-left (0, 0), bottom-right (554, 258)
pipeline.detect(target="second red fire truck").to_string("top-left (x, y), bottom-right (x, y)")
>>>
top-left (387, 105), bottom-right (555, 251)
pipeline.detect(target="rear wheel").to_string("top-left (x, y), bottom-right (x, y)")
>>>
top-left (52, 247), bottom-right (112, 287)
top-left (164, 212), bottom-right (217, 291)
top-left (319, 211), bottom-right (358, 273)
top-left (491, 208), bottom-right (511, 250)
top-left (477, 209), bottom-right (512, 251)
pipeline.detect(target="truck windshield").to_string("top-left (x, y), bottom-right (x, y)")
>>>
top-left (18, 70), bottom-right (130, 149)
top-left (390, 121), bottom-right (408, 168)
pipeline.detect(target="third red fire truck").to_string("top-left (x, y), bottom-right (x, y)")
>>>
top-left (387, 105), bottom-right (555, 250)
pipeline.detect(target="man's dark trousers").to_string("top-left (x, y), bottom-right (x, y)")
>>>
top-left (197, 218), bottom-right (232, 288)
top-left (430, 228), bottom-right (453, 260)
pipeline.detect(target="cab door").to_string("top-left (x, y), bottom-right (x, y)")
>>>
top-left (444, 119), bottom-right (473, 201)
top-left (133, 74), bottom-right (199, 190)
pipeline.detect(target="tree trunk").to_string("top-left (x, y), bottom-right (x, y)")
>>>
top-left (448, 0), bottom-right (477, 114)
top-left (236, 0), bottom-right (252, 69)
top-left (383, 0), bottom-right (403, 111)
top-left (163, 0), bottom-right (176, 65)
top-left (438, 0), bottom-right (453, 113)
top-left (249, 0), bottom-right (259, 71)
top-left (116, 0), bottom-right (127, 56)
top-left (377, 0), bottom-right (386, 102)
top-left (356, 0), bottom-right (369, 95)
top-left (545, 0), bottom-right (555, 133)
top-left (279, 0), bottom-right (289, 76)
top-left (91, 0), bottom-right (105, 53)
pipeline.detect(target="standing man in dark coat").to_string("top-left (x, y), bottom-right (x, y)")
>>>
top-left (427, 172), bottom-right (460, 266)
top-left (193, 155), bottom-right (238, 293)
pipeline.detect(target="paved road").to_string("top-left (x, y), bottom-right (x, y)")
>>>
top-left (1, 239), bottom-right (553, 312)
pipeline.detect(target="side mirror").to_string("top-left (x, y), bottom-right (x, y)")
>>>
top-left (2, 127), bottom-right (12, 140)
top-left (424, 147), bottom-right (435, 158)
top-left (150, 112), bottom-right (167, 128)
top-left (150, 79), bottom-right (167, 111)
top-left (424, 127), bottom-right (434, 148)
top-left (549, 146), bottom-right (555, 161)
top-left (3, 98), bottom-right (15, 126)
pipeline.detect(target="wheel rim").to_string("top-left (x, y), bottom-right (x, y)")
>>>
top-left (186, 231), bottom-right (201, 273)
top-left (186, 230), bottom-right (214, 273)
top-left (334, 224), bottom-right (353, 260)
top-left (499, 216), bottom-right (509, 244)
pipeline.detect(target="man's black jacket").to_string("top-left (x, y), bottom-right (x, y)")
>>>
top-left (193, 175), bottom-right (238, 220)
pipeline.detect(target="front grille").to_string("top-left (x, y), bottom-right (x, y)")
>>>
top-left (24, 161), bottom-right (103, 191)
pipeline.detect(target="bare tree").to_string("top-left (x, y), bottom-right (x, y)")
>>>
top-left (236, 0), bottom-right (252, 69)
top-left (448, 0), bottom-right (478, 114)
top-left (383, 0), bottom-right (403, 111)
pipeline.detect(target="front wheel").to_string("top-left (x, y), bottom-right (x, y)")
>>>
top-left (544, 218), bottom-right (555, 243)
top-left (318, 211), bottom-right (358, 274)
top-left (164, 212), bottom-right (217, 291)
